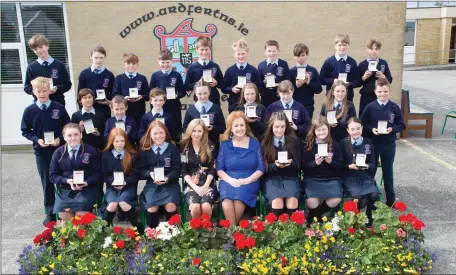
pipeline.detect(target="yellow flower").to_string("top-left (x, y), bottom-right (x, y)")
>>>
top-left (384, 267), bottom-right (391, 272)
top-left (41, 267), bottom-right (49, 272)
top-left (305, 243), bottom-right (310, 250)
top-left (52, 232), bottom-right (57, 238)
top-left (324, 245), bottom-right (328, 250)
top-left (72, 226), bottom-right (77, 230)
top-left (401, 262), bottom-right (408, 267)
top-left (220, 267), bottom-right (225, 272)
top-left (61, 228), bottom-right (66, 234)
top-left (142, 248), bottom-right (146, 253)
top-left (322, 216), bottom-right (327, 222)
top-left (337, 211), bottom-right (342, 216)
top-left (313, 217), bottom-right (318, 222)
top-left (49, 263), bottom-right (54, 269)
top-left (322, 236), bottom-right (327, 244)
top-left (314, 247), bottom-right (320, 253)
top-left (330, 237), bottom-right (336, 243)
top-left (324, 223), bottom-right (332, 230)
top-left (271, 254), bottom-right (277, 260)
top-left (253, 253), bottom-right (257, 258)
top-left (57, 255), bottom-right (62, 261)
top-left (253, 267), bottom-right (259, 274)
top-left (261, 267), bottom-right (268, 274)
top-left (135, 236), bottom-right (141, 241)
top-left (241, 263), bottom-right (250, 273)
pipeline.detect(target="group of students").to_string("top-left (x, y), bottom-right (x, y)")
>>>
top-left (21, 32), bottom-right (404, 228)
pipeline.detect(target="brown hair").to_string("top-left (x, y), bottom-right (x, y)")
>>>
top-left (196, 36), bottom-right (212, 49)
top-left (28, 34), bottom-right (49, 49)
top-left (149, 87), bottom-right (166, 100)
top-left (334, 34), bottom-right (350, 45)
top-left (265, 40), bottom-right (279, 50)
top-left (158, 49), bottom-right (172, 60)
top-left (140, 120), bottom-right (173, 151)
top-left (238, 82), bottom-right (260, 107)
top-left (366, 37), bottom-right (382, 49)
top-left (220, 111), bottom-right (255, 141)
top-left (232, 38), bottom-right (249, 53)
top-left (123, 53), bottom-right (139, 64)
top-left (293, 43), bottom-right (309, 56)
top-left (193, 80), bottom-right (211, 97)
top-left (277, 80), bottom-right (294, 94)
top-left (31, 77), bottom-right (51, 90)
top-left (325, 80), bottom-right (349, 120)
top-left (110, 95), bottom-right (128, 107)
top-left (304, 116), bottom-right (333, 152)
top-left (59, 123), bottom-right (85, 162)
top-left (179, 119), bottom-right (212, 163)
top-left (78, 88), bottom-right (95, 103)
top-left (90, 45), bottom-right (107, 56)
top-left (103, 128), bottom-right (137, 175)
top-left (375, 78), bottom-right (391, 89)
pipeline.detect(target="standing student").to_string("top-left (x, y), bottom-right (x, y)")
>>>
top-left (339, 118), bottom-right (378, 225)
top-left (358, 38), bottom-right (393, 116)
top-left (360, 78), bottom-right (405, 206)
top-left (290, 43), bottom-right (322, 118)
top-left (71, 88), bottom-right (106, 151)
top-left (113, 53), bottom-right (149, 126)
top-left (257, 40), bottom-right (290, 108)
top-left (301, 116), bottom-right (343, 224)
top-left (261, 112), bottom-right (301, 217)
top-left (21, 77), bottom-right (70, 225)
top-left (149, 50), bottom-right (186, 129)
top-left (266, 80), bottom-right (310, 140)
top-left (101, 128), bottom-right (140, 227)
top-left (235, 83), bottom-right (267, 140)
top-left (184, 36), bottom-right (224, 106)
top-left (320, 34), bottom-right (359, 102)
top-left (104, 95), bottom-right (138, 146)
top-left (222, 39), bottom-right (262, 113)
top-left (24, 34), bottom-right (72, 105)
top-left (77, 45), bottom-right (115, 119)
top-left (180, 119), bottom-right (218, 219)
top-left (139, 88), bottom-right (181, 142)
top-left (139, 120), bottom-right (181, 229)
top-left (319, 80), bottom-right (357, 142)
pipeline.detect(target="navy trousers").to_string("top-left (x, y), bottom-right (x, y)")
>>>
top-left (35, 151), bottom-right (56, 215)
top-left (373, 142), bottom-right (396, 204)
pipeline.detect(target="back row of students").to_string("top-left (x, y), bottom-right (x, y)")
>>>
top-left (24, 33), bottom-right (392, 125)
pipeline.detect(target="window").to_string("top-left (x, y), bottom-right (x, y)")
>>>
top-left (405, 21), bottom-right (416, 46)
top-left (1, 49), bottom-right (22, 84)
top-left (1, 3), bottom-right (20, 43)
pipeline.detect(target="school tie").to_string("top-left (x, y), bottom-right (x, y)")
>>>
top-left (353, 141), bottom-right (358, 146)
top-left (129, 74), bottom-right (134, 79)
top-left (70, 149), bottom-right (77, 166)
top-left (203, 62), bottom-right (207, 67)
top-left (42, 61), bottom-right (49, 67)
top-left (41, 104), bottom-right (47, 111)
top-left (201, 105), bottom-right (207, 114)
top-left (154, 113), bottom-right (161, 118)
top-left (117, 119), bottom-right (124, 123)
top-left (285, 103), bottom-right (290, 110)
top-left (156, 147), bottom-right (161, 157)
top-left (240, 65), bottom-right (244, 71)
top-left (278, 140), bottom-right (283, 151)
top-left (337, 104), bottom-right (341, 110)
top-left (339, 59), bottom-right (344, 63)
top-left (94, 69), bottom-right (100, 74)
top-left (117, 154), bottom-right (122, 160)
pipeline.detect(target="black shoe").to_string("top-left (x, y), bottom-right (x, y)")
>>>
top-left (117, 210), bottom-right (126, 222)
top-left (43, 214), bottom-right (55, 227)
top-left (386, 200), bottom-right (395, 207)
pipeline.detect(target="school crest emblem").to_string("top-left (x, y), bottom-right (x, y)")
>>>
top-left (389, 113), bottom-right (395, 123)
top-left (292, 110), bottom-right (299, 120)
top-left (103, 78), bottom-right (110, 88)
top-left (345, 64), bottom-right (351, 73)
top-left (51, 109), bottom-right (60, 119)
top-left (276, 67), bottom-right (284, 76)
top-left (364, 144), bottom-right (371, 154)
top-left (170, 77), bottom-right (177, 86)
top-left (380, 65), bottom-right (385, 72)
top-left (51, 69), bottom-right (58, 79)
top-left (154, 18), bottom-right (217, 97)
top-left (246, 73), bottom-right (252, 82)
top-left (212, 67), bottom-right (217, 76)
top-left (164, 157), bottom-right (171, 167)
top-left (82, 153), bottom-right (90, 164)
top-left (209, 113), bottom-right (215, 124)
top-left (136, 81), bottom-right (142, 89)
top-left (126, 126), bottom-right (131, 133)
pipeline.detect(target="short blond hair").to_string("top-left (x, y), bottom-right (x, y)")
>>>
top-left (31, 77), bottom-right (51, 90)
top-left (232, 38), bottom-right (249, 53)
top-left (334, 34), bottom-right (350, 45)
top-left (366, 37), bottom-right (382, 49)
top-left (28, 34), bottom-right (49, 49)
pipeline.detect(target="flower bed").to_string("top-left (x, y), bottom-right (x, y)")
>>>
top-left (18, 201), bottom-right (436, 274)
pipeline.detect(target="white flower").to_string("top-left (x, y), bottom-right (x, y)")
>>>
top-left (155, 222), bottom-right (181, 240)
top-left (103, 236), bottom-right (112, 248)
top-left (331, 216), bottom-right (340, 232)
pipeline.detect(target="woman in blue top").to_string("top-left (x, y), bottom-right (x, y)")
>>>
top-left (216, 111), bottom-right (265, 226)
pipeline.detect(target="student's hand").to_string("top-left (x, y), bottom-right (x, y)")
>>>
top-left (209, 79), bottom-right (218, 87)
top-left (315, 155), bottom-right (324, 165)
top-left (50, 86), bottom-right (58, 94)
top-left (149, 172), bottom-right (155, 180)
top-left (305, 72), bottom-right (312, 85)
top-left (114, 185), bottom-right (124, 190)
top-left (128, 95), bottom-right (142, 102)
top-left (53, 138), bottom-right (60, 147)
top-left (207, 125), bottom-right (213, 131)
top-left (192, 185), bottom-right (203, 196)
top-left (330, 123), bottom-right (337, 128)
top-left (348, 164), bottom-right (359, 170)
top-left (376, 71), bottom-right (386, 79)
top-left (324, 153), bottom-right (333, 164)
top-left (386, 127), bottom-right (393, 134)
top-left (362, 71), bottom-right (373, 81)
top-left (66, 179), bottom-right (74, 185)
top-left (290, 122), bottom-right (298, 131)
top-left (246, 117), bottom-right (258, 123)
top-left (372, 128), bottom-right (379, 135)
top-left (360, 164), bottom-right (369, 170)
top-left (296, 78), bottom-right (306, 88)
top-left (92, 128), bottom-right (100, 136)
top-left (232, 87), bottom-right (241, 94)
top-left (38, 139), bottom-right (50, 147)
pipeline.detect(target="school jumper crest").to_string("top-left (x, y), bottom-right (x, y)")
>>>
top-left (154, 18), bottom-right (217, 96)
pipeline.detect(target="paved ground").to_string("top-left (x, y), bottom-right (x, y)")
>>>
top-left (2, 70), bottom-right (456, 274)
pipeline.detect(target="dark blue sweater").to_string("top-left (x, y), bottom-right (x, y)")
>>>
top-left (21, 101), bottom-right (70, 154)
top-left (257, 59), bottom-right (290, 107)
top-left (139, 111), bottom-right (181, 142)
top-left (24, 59), bottom-right (72, 105)
top-left (301, 141), bottom-right (343, 179)
top-left (339, 137), bottom-right (376, 177)
top-left (266, 100), bottom-right (310, 138)
top-left (358, 58), bottom-right (393, 96)
top-left (101, 151), bottom-right (140, 187)
top-left (184, 61), bottom-right (224, 105)
top-left (71, 110), bottom-right (106, 150)
top-left (222, 64), bottom-right (262, 111)
top-left (320, 55), bottom-right (359, 101)
top-left (360, 100), bottom-right (406, 144)
top-left (320, 101), bottom-right (357, 142)
top-left (104, 116), bottom-right (138, 145)
top-left (113, 73), bottom-right (149, 118)
top-left (235, 104), bottom-right (267, 140)
top-left (290, 65), bottom-right (322, 108)
top-left (139, 143), bottom-right (181, 186)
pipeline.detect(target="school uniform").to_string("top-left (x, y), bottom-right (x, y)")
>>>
top-left (77, 65), bottom-right (115, 119)
top-left (360, 99), bottom-right (406, 205)
top-left (71, 108), bottom-right (106, 150)
top-left (290, 64), bottom-right (322, 118)
top-left (139, 110), bottom-right (181, 142)
top-left (319, 101), bottom-right (357, 142)
top-left (184, 59), bottom-right (224, 106)
top-left (262, 136), bottom-right (302, 203)
top-left (222, 63), bottom-right (262, 113)
top-left (139, 142), bottom-right (181, 209)
top-left (104, 116), bottom-right (137, 145)
top-left (266, 99), bottom-right (310, 140)
top-left (149, 69), bottom-right (186, 128)
top-left (182, 101), bottom-right (226, 153)
top-left (24, 56), bottom-right (72, 105)
top-left (21, 100), bottom-right (70, 216)
top-left (320, 54), bottom-right (360, 101)
top-left (258, 59), bottom-right (290, 108)
top-left (101, 150), bottom-right (139, 207)
top-left (358, 58), bottom-right (393, 116)
top-left (182, 142), bottom-right (218, 206)
top-left (113, 72), bottom-right (149, 126)
top-left (235, 103), bottom-right (267, 140)
top-left (301, 142), bottom-right (343, 198)
top-left (49, 144), bottom-right (103, 213)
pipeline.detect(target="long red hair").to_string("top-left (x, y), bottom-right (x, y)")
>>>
top-left (102, 128), bottom-right (137, 175)
top-left (140, 120), bottom-right (173, 151)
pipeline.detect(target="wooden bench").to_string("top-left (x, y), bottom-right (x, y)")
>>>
top-left (400, 89), bottom-right (434, 138)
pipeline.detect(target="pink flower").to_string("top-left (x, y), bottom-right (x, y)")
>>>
top-left (380, 224), bottom-right (388, 232)
top-left (396, 228), bottom-right (406, 238)
top-left (145, 227), bottom-right (158, 239)
top-left (305, 229), bottom-right (315, 237)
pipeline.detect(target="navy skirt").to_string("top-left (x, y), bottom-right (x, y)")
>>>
top-left (105, 184), bottom-right (138, 207)
top-left (140, 182), bottom-right (181, 209)
top-left (263, 176), bottom-right (301, 203)
top-left (343, 175), bottom-right (378, 197)
top-left (54, 186), bottom-right (99, 213)
top-left (302, 178), bottom-right (343, 198)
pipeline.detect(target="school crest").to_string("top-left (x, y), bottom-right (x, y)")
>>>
top-left (380, 65), bottom-right (385, 72)
top-left (51, 109), bottom-right (60, 119)
top-left (389, 113), bottom-right (395, 123)
top-left (126, 126), bottom-right (131, 133)
top-left (136, 81), bottom-right (142, 89)
top-left (103, 78), bottom-right (110, 88)
top-left (246, 73), bottom-right (252, 82)
top-left (345, 64), bottom-right (351, 73)
top-left (212, 67), bottom-right (217, 76)
top-left (82, 153), bottom-right (90, 164)
top-left (364, 144), bottom-right (371, 154)
top-left (276, 67), bottom-right (284, 76)
top-left (209, 113), bottom-right (215, 124)
top-left (154, 18), bottom-right (217, 97)
top-left (292, 110), bottom-right (299, 120)
top-left (341, 113), bottom-right (348, 122)
top-left (164, 157), bottom-right (171, 167)
top-left (51, 69), bottom-right (58, 79)
top-left (170, 77), bottom-right (177, 86)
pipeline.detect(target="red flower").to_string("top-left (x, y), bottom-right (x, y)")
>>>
top-left (113, 225), bottom-right (122, 235)
top-left (201, 219), bottom-right (212, 229)
top-left (168, 214), bottom-right (181, 226)
top-left (290, 211), bottom-right (306, 225)
top-left (42, 228), bottom-right (53, 240)
top-left (124, 228), bottom-right (136, 239)
top-left (189, 218), bottom-right (202, 229)
top-left (281, 255), bottom-right (288, 267)
top-left (246, 236), bottom-right (256, 248)
top-left (233, 231), bottom-right (245, 241)
top-left (393, 201), bottom-right (407, 212)
top-left (342, 201), bottom-right (359, 214)
top-left (219, 219), bottom-right (231, 229)
top-left (252, 220), bottom-right (264, 233)
top-left (33, 233), bottom-right (43, 244)
top-left (412, 219), bottom-right (425, 231)
top-left (235, 239), bottom-right (246, 250)
top-left (239, 220), bottom-right (250, 229)
top-left (77, 229), bottom-right (87, 239)
top-left (80, 212), bottom-right (97, 225)
top-left (253, 216), bottom-right (260, 220)
top-left (279, 213), bottom-right (289, 223)
top-left (115, 240), bottom-right (125, 249)
top-left (45, 221), bottom-right (56, 229)
top-left (192, 257), bottom-right (201, 266)
top-left (347, 227), bottom-right (356, 234)
top-left (265, 213), bottom-right (278, 224)
top-left (71, 216), bottom-right (81, 226)
top-left (200, 213), bottom-right (210, 221)
top-left (369, 227), bottom-right (376, 233)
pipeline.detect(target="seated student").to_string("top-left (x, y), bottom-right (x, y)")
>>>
top-left (139, 120), bottom-right (181, 229)
top-left (104, 95), bottom-right (137, 146)
top-left (180, 119), bottom-right (218, 219)
top-left (339, 118), bottom-right (378, 225)
top-left (49, 123), bottom-right (102, 221)
top-left (113, 53), bottom-right (149, 126)
top-left (261, 112), bottom-right (301, 217)
top-left (182, 81), bottom-right (225, 154)
top-left (101, 128), bottom-right (140, 227)
top-left (301, 116), bottom-right (343, 224)
top-left (139, 88), bottom-right (180, 142)
top-left (266, 80), bottom-right (310, 140)
top-left (360, 78), bottom-right (405, 206)
top-left (235, 83), bottom-right (267, 140)
top-left (71, 88), bottom-right (106, 151)
top-left (319, 80), bottom-right (357, 142)
top-left (216, 111), bottom-right (265, 226)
